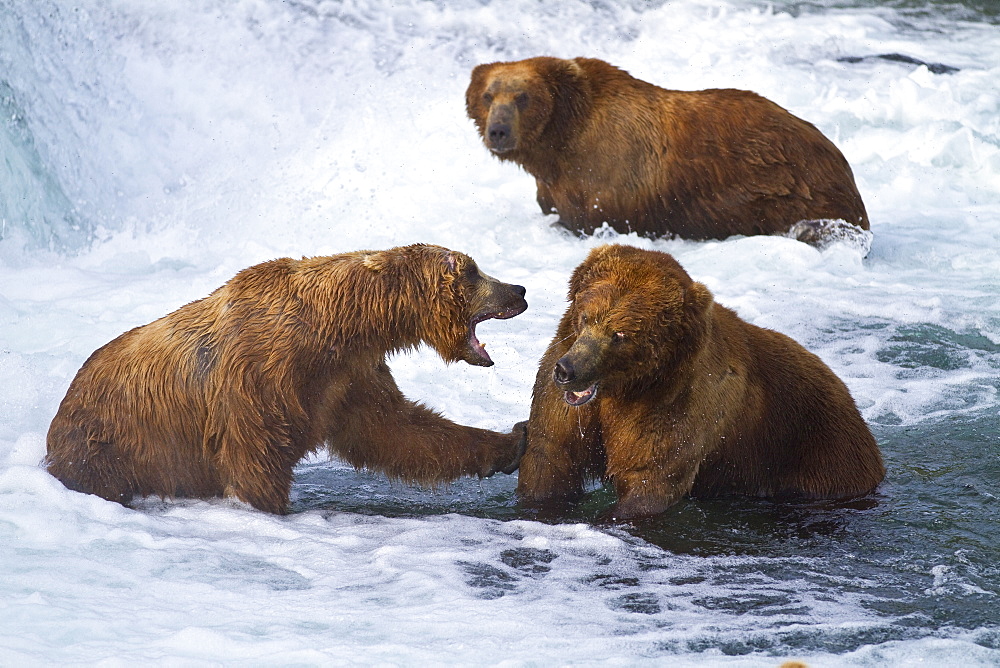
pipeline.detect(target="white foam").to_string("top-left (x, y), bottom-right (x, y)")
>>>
top-left (1, 0), bottom-right (998, 664)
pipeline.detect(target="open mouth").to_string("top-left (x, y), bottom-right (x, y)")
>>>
top-left (563, 383), bottom-right (598, 406)
top-left (467, 305), bottom-right (526, 366)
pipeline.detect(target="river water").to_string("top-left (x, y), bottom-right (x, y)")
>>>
top-left (1, 0), bottom-right (997, 664)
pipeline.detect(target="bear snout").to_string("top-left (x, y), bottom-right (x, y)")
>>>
top-left (471, 272), bottom-right (528, 320)
top-left (554, 353), bottom-right (599, 407)
top-left (486, 104), bottom-right (517, 152)
top-left (554, 357), bottom-right (576, 385)
top-left (487, 122), bottom-right (513, 152)
top-left (553, 335), bottom-right (603, 391)
top-left (487, 280), bottom-right (527, 317)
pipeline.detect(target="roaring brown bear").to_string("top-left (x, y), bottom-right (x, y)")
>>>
top-left (516, 244), bottom-right (884, 519)
top-left (466, 56), bottom-right (870, 245)
top-left (46, 244), bottom-right (528, 514)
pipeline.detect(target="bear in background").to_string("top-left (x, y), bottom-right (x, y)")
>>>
top-left (46, 244), bottom-right (528, 514)
top-left (516, 244), bottom-right (884, 520)
top-left (466, 56), bottom-right (870, 247)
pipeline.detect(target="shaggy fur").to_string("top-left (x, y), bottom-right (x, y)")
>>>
top-left (516, 244), bottom-right (884, 519)
top-left (46, 244), bottom-right (528, 514)
top-left (466, 56), bottom-right (869, 243)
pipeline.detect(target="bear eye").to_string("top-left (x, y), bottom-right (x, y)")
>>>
top-left (611, 332), bottom-right (626, 344)
top-left (482, 92), bottom-right (494, 105)
top-left (514, 92), bottom-right (529, 109)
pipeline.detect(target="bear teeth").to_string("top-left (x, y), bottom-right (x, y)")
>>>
top-left (468, 323), bottom-right (492, 365)
top-left (564, 384), bottom-right (597, 406)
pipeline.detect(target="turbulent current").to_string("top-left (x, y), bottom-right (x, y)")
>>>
top-left (1, 0), bottom-right (998, 664)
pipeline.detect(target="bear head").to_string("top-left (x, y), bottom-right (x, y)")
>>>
top-left (466, 57), bottom-right (587, 156)
top-left (361, 244), bottom-right (528, 368)
top-left (450, 253), bottom-right (528, 367)
top-left (552, 244), bottom-right (713, 405)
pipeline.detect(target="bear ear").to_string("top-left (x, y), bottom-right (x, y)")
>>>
top-left (547, 58), bottom-right (589, 119)
top-left (567, 260), bottom-right (590, 299)
top-left (362, 252), bottom-right (387, 273)
top-left (562, 58), bottom-right (585, 79)
top-left (568, 244), bottom-right (617, 298)
top-left (466, 63), bottom-right (493, 112)
top-left (469, 62), bottom-right (492, 82)
top-left (685, 281), bottom-right (714, 317)
top-left (441, 250), bottom-right (458, 273)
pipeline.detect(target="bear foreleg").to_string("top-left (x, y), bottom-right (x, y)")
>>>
top-left (517, 377), bottom-right (604, 507)
top-left (604, 424), bottom-right (704, 521)
top-left (325, 363), bottom-right (523, 485)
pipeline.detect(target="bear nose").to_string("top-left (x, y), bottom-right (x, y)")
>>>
top-left (488, 122), bottom-right (511, 144)
top-left (512, 284), bottom-right (526, 298)
top-left (554, 357), bottom-right (575, 385)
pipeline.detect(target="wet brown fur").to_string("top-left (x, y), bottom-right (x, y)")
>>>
top-left (46, 244), bottom-right (527, 514)
top-left (516, 244), bottom-right (884, 519)
top-left (466, 56), bottom-right (869, 241)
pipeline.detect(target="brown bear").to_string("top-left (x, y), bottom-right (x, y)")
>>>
top-left (516, 244), bottom-right (884, 520)
top-left (46, 244), bottom-right (528, 514)
top-left (466, 56), bottom-right (870, 245)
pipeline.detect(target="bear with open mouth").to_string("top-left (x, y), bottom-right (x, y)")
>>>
top-left (516, 244), bottom-right (884, 520)
top-left (46, 244), bottom-right (528, 514)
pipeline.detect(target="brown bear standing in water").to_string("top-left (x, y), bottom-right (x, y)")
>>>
top-left (516, 244), bottom-right (884, 520)
top-left (46, 244), bottom-right (528, 514)
top-left (466, 56), bottom-right (870, 245)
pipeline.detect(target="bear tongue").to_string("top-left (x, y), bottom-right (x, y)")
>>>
top-left (468, 322), bottom-right (493, 365)
top-left (563, 384), bottom-right (597, 406)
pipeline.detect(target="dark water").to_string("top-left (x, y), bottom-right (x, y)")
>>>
top-left (291, 407), bottom-right (1000, 656)
top-left (760, 0), bottom-right (1000, 23)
